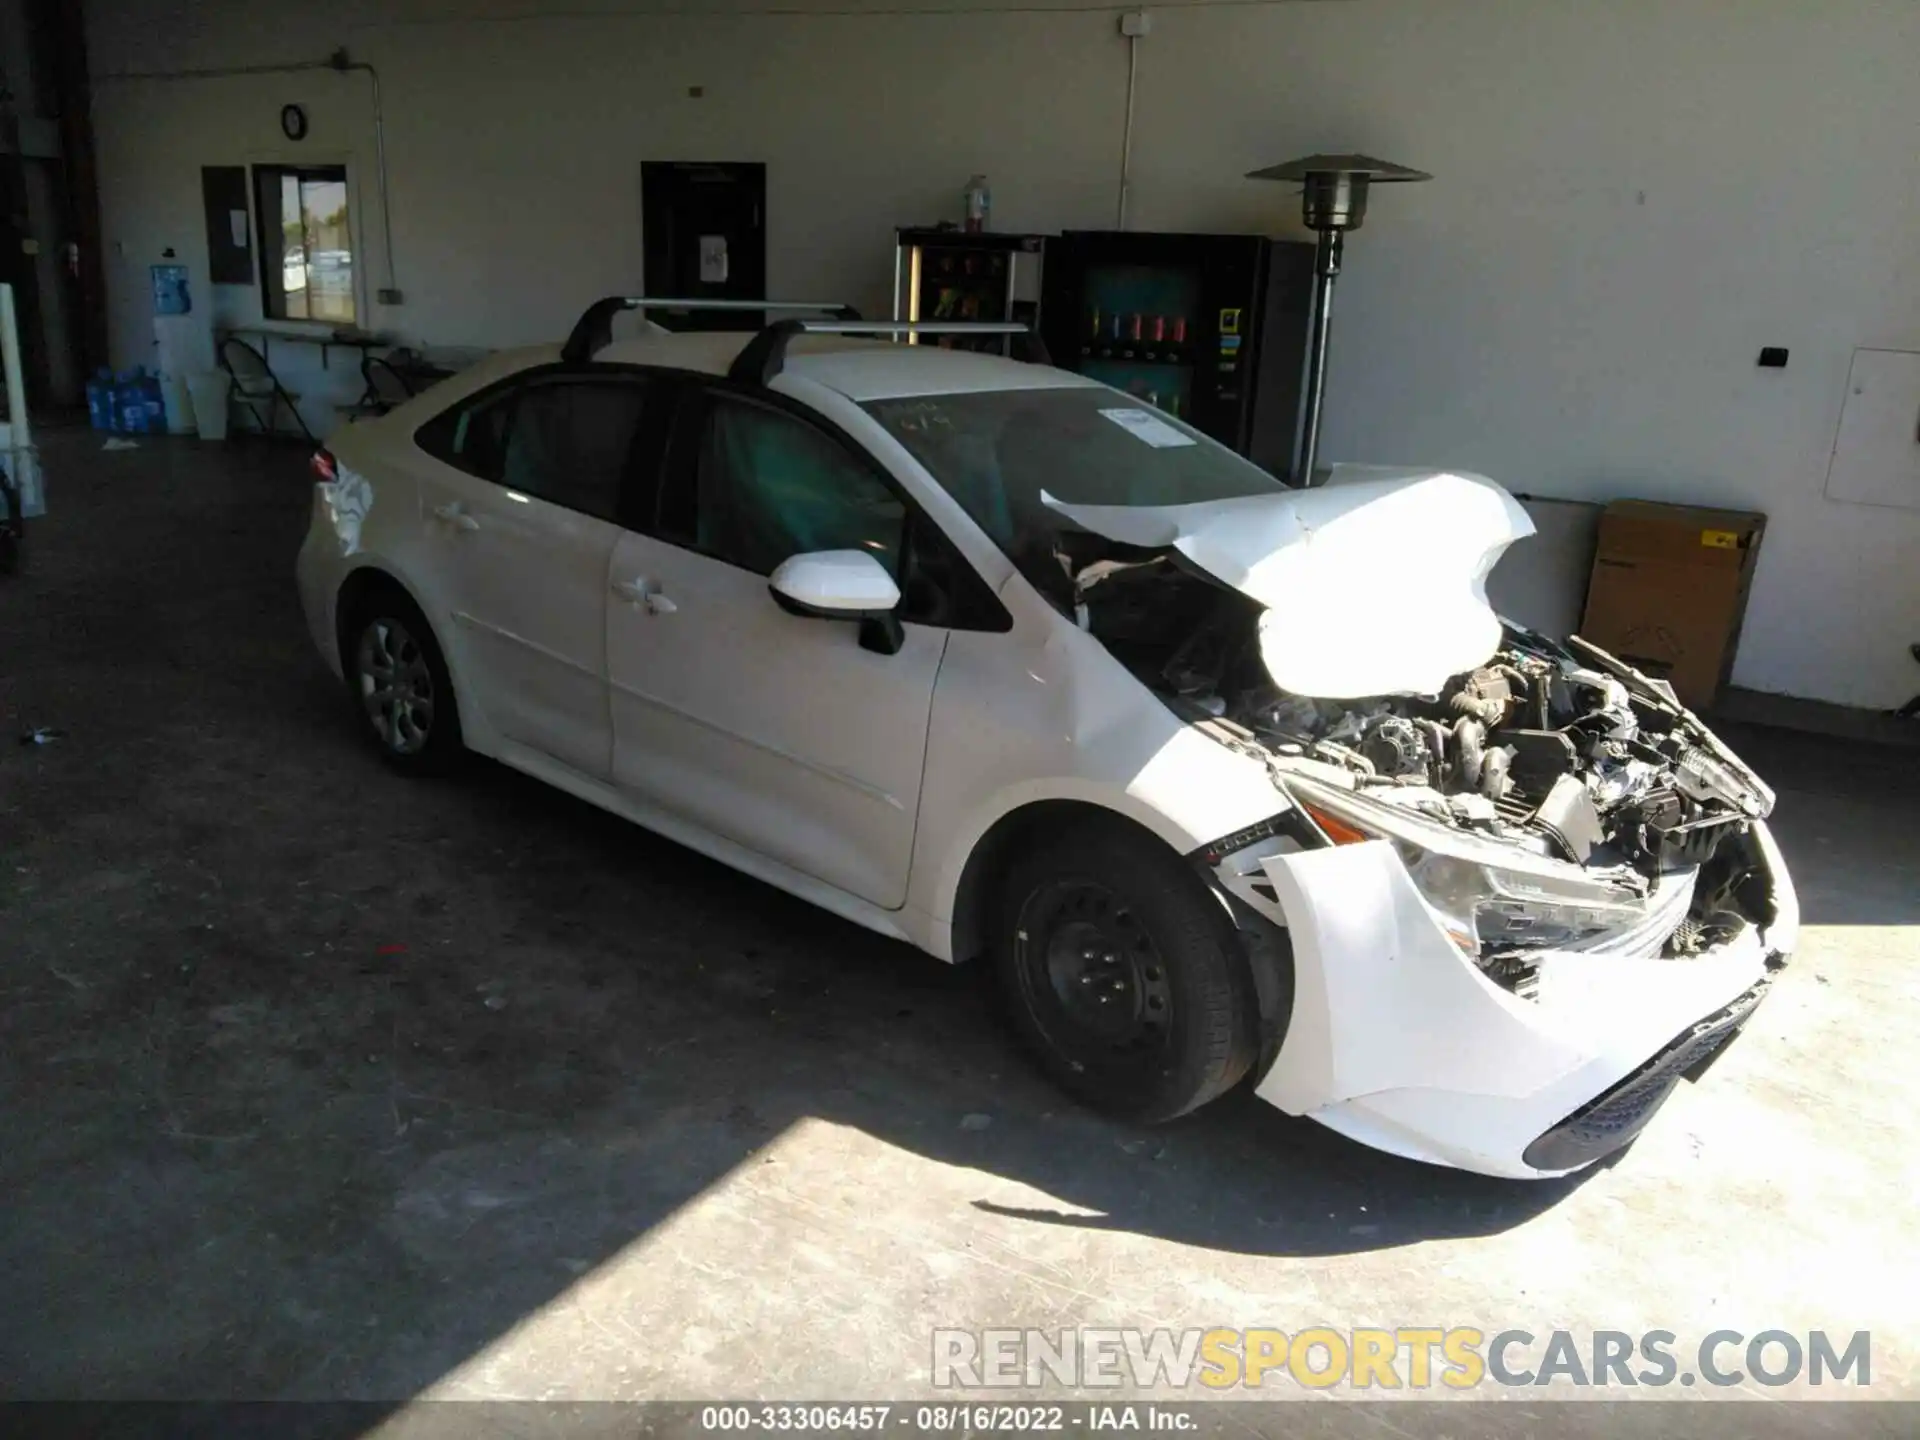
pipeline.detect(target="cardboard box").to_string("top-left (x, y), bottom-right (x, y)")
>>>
top-left (1578, 499), bottom-right (1766, 710)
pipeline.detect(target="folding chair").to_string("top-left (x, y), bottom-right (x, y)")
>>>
top-left (359, 353), bottom-right (416, 414)
top-left (219, 336), bottom-right (314, 443)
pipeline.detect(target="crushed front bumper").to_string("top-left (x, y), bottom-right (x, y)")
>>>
top-left (1226, 821), bottom-right (1797, 1179)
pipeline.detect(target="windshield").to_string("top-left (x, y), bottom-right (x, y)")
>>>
top-left (859, 386), bottom-right (1286, 559)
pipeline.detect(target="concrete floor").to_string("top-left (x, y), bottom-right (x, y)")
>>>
top-left (3, 431), bottom-right (1916, 1420)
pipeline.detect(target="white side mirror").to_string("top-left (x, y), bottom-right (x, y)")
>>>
top-left (768, 549), bottom-right (901, 617)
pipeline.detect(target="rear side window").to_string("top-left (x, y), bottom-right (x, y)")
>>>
top-left (503, 380), bottom-right (654, 522)
top-left (415, 374), bottom-right (659, 523)
top-left (416, 390), bottom-right (512, 481)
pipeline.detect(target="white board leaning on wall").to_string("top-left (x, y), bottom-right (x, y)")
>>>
top-left (0, 283), bottom-right (46, 519)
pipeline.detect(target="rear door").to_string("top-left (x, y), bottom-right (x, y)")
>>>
top-left (412, 369), bottom-right (663, 777)
top-left (604, 385), bottom-right (966, 908)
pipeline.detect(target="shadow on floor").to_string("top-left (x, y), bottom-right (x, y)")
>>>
top-left (1711, 720), bottom-right (1920, 928)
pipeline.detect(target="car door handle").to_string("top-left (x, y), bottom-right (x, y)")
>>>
top-left (432, 501), bottom-right (479, 533)
top-left (611, 576), bottom-right (678, 615)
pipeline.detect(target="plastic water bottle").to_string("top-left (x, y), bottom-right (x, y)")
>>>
top-left (964, 174), bottom-right (991, 233)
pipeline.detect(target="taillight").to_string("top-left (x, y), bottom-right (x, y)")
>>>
top-left (310, 448), bottom-right (337, 483)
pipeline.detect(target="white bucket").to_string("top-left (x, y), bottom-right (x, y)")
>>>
top-left (154, 314), bottom-right (214, 434)
top-left (187, 372), bottom-right (229, 442)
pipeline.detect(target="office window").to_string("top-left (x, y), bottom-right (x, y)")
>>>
top-left (254, 165), bottom-right (354, 323)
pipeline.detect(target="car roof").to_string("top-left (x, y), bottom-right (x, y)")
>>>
top-left (585, 329), bottom-right (1103, 402)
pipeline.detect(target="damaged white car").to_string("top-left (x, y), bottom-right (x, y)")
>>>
top-left (297, 300), bottom-right (1797, 1180)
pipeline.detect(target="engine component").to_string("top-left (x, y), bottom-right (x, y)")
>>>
top-left (1480, 744), bottom-right (1514, 801)
top-left (1506, 729), bottom-right (1579, 792)
top-left (1588, 757), bottom-right (1662, 809)
top-left (1534, 773), bottom-right (1605, 865)
top-left (1646, 809), bottom-right (1742, 868)
top-left (1359, 715), bottom-right (1429, 779)
top-left (1209, 624), bottom-right (1770, 877)
top-left (1454, 716), bottom-right (1486, 791)
top-left (1449, 668), bottom-right (1515, 726)
top-left (1245, 688), bottom-right (1326, 737)
top-left (1612, 786), bottom-right (1741, 870)
top-left (1161, 603), bottom-right (1236, 696)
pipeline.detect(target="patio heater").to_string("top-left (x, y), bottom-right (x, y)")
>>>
top-left (1246, 153), bottom-right (1430, 486)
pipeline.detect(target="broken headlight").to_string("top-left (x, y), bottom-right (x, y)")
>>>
top-left (1295, 786), bottom-right (1654, 960)
top-left (1399, 850), bottom-right (1654, 957)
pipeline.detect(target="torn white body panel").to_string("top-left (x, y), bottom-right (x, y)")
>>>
top-left (318, 466), bottom-right (374, 554)
top-left (1043, 472), bottom-right (1534, 698)
top-left (1248, 825), bottom-right (1794, 1178)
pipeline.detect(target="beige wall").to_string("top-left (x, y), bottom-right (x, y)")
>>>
top-left (85, 0), bottom-right (1920, 707)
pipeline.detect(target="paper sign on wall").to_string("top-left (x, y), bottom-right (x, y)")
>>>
top-left (1099, 407), bottom-right (1195, 448)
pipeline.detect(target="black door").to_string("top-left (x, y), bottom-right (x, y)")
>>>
top-left (640, 162), bottom-right (767, 331)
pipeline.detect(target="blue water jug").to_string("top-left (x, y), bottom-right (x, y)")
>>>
top-left (115, 370), bottom-right (148, 434)
top-left (86, 369), bottom-right (114, 431)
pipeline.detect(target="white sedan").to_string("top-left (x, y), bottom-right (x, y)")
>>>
top-left (296, 300), bottom-right (1798, 1179)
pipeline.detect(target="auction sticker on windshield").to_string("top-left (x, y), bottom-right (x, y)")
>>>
top-left (1099, 408), bottom-right (1195, 448)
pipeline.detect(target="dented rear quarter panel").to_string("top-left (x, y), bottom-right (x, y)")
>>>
top-left (296, 405), bottom-right (502, 754)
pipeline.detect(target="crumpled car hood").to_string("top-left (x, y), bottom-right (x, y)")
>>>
top-left (1042, 470), bottom-right (1535, 698)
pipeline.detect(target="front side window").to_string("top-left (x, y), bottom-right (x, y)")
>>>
top-left (254, 165), bottom-right (353, 323)
top-left (677, 396), bottom-right (906, 577)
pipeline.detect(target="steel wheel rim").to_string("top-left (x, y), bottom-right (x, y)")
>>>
top-left (1014, 880), bottom-right (1173, 1062)
top-left (356, 617), bottom-right (435, 755)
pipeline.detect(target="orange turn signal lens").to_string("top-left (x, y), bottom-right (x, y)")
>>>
top-left (1302, 803), bottom-right (1373, 847)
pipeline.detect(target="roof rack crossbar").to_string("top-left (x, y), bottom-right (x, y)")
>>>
top-left (561, 296), bottom-right (860, 364)
top-left (727, 319), bottom-right (1048, 385)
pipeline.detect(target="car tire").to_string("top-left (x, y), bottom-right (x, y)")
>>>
top-left (343, 585), bottom-right (463, 775)
top-left (992, 820), bottom-right (1257, 1125)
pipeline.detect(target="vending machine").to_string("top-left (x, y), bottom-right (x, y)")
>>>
top-left (893, 228), bottom-right (1045, 354)
top-left (1039, 231), bottom-right (1315, 476)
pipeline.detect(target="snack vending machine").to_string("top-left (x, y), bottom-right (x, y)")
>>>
top-left (893, 228), bottom-right (1045, 354)
top-left (1038, 231), bottom-right (1316, 475)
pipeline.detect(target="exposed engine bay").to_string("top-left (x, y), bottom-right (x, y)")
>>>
top-left (1056, 545), bottom-right (1782, 974)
